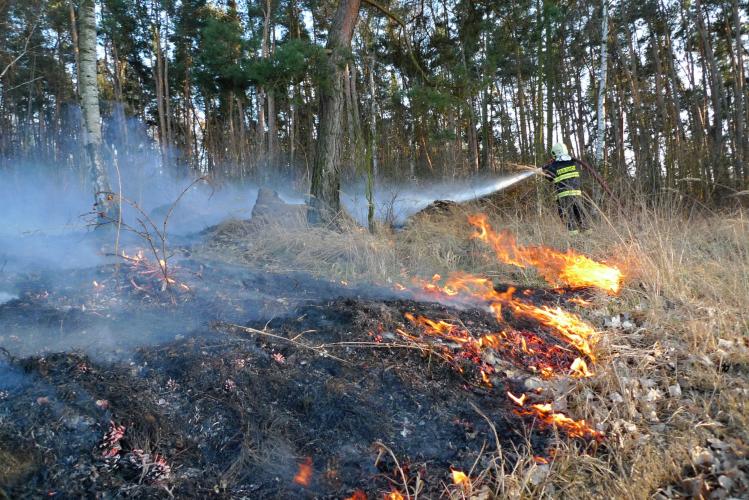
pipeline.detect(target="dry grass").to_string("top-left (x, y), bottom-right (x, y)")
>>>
top-left (196, 197), bottom-right (749, 499)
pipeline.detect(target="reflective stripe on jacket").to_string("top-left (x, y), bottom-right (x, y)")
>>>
top-left (542, 158), bottom-right (582, 196)
top-left (557, 189), bottom-right (582, 199)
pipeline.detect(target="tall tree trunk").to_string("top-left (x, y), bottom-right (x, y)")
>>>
top-left (481, 85), bottom-right (491, 170)
top-left (256, 89), bottom-right (266, 161)
top-left (344, 63), bottom-right (355, 157)
top-left (466, 97), bottom-right (479, 172)
top-left (367, 55), bottom-right (377, 231)
top-left (153, 23), bottom-right (168, 160)
top-left (68, 0), bottom-right (81, 99)
top-left (289, 84), bottom-right (296, 170)
top-left (267, 8), bottom-right (278, 168)
top-left (664, 25), bottom-right (686, 181)
top-left (349, 62), bottom-right (361, 138)
top-left (732, 0), bottom-right (746, 182)
top-left (255, 2), bottom-right (272, 164)
top-left (574, 73), bottom-right (586, 159)
top-left (267, 89), bottom-right (277, 166)
top-left (164, 22), bottom-right (172, 154)
top-left (594, 1), bottom-right (608, 166)
top-left (308, 0), bottom-right (361, 224)
top-left (695, 0), bottom-right (726, 186)
top-left (516, 71), bottom-right (529, 161)
top-left (183, 59), bottom-right (193, 170)
top-left (79, 0), bottom-right (114, 220)
top-left (544, 27), bottom-right (553, 154)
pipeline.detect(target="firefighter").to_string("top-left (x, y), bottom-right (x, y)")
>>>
top-left (540, 143), bottom-right (587, 233)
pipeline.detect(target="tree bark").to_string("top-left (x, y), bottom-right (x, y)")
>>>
top-left (308, 0), bottom-right (361, 224)
top-left (695, 0), bottom-right (726, 186)
top-left (732, 0), bottom-right (746, 182)
top-left (366, 54), bottom-right (377, 231)
top-left (594, 1), bottom-right (608, 166)
top-left (267, 89), bottom-right (277, 166)
top-left (68, 0), bottom-right (81, 99)
top-left (79, 0), bottom-right (115, 220)
top-left (153, 23), bottom-right (168, 159)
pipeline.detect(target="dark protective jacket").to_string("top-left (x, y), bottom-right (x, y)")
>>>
top-left (542, 156), bottom-right (582, 199)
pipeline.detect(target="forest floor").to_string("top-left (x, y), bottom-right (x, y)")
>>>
top-left (196, 191), bottom-right (749, 499)
top-left (1, 189), bottom-right (747, 499)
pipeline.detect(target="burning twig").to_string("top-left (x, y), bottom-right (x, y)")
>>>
top-left (95, 176), bottom-right (209, 292)
top-left (374, 441), bottom-right (413, 500)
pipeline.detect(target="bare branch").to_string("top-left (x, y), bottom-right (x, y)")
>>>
top-left (0, 18), bottom-right (39, 81)
top-left (361, 0), bottom-right (432, 85)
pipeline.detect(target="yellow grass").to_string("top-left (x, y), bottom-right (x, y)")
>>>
top-left (197, 196), bottom-right (749, 499)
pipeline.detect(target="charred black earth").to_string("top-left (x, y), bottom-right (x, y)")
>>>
top-left (0, 258), bottom-right (586, 498)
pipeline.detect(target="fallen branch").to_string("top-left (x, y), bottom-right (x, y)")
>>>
top-left (214, 322), bottom-right (349, 364)
top-left (214, 322), bottom-right (458, 367)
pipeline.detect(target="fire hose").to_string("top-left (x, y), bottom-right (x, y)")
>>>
top-left (518, 159), bottom-right (622, 212)
top-left (574, 157), bottom-right (623, 211)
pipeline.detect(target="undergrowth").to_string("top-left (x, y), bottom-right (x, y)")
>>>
top-left (196, 195), bottom-right (749, 499)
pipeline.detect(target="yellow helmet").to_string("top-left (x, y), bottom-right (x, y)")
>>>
top-left (551, 143), bottom-right (568, 158)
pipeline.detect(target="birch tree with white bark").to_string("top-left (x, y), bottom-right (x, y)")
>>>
top-left (595, 1), bottom-right (609, 167)
top-left (79, 0), bottom-right (115, 221)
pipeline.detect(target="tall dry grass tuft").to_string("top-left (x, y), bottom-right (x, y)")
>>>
top-left (198, 196), bottom-right (748, 498)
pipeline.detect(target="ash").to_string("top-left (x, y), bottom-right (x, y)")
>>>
top-left (0, 243), bottom-right (592, 497)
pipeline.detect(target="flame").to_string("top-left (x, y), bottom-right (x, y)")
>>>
top-left (119, 248), bottom-right (189, 292)
top-left (394, 215), bottom-right (613, 441)
top-left (417, 274), bottom-right (598, 362)
top-left (570, 357), bottom-right (592, 378)
top-left (403, 312), bottom-right (470, 344)
top-left (385, 491), bottom-right (405, 500)
top-left (451, 469), bottom-right (470, 486)
top-left (404, 312), bottom-right (585, 382)
top-left (508, 392), bottom-right (603, 441)
top-left (345, 490), bottom-right (367, 500)
top-left (468, 214), bottom-right (623, 293)
top-left (293, 457), bottom-right (313, 487)
top-left (507, 392), bottom-right (527, 406)
top-left (567, 296), bottom-right (592, 307)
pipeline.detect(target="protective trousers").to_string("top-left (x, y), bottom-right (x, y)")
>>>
top-left (556, 194), bottom-right (587, 233)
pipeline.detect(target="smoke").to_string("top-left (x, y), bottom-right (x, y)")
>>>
top-left (341, 171), bottom-right (536, 226)
top-left (0, 105), bottom-right (538, 367)
top-left (0, 111), bottom-right (307, 364)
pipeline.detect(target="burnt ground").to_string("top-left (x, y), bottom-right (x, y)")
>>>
top-left (0, 255), bottom-right (595, 498)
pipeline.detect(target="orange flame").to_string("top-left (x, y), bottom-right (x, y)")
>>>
top-left (451, 469), bottom-right (470, 487)
top-left (570, 357), bottom-right (592, 378)
top-left (345, 490), bottom-right (367, 500)
top-left (567, 296), bottom-right (592, 307)
top-left (508, 392), bottom-right (603, 441)
top-left (418, 274), bottom-right (598, 362)
top-left (293, 457), bottom-right (313, 487)
top-left (468, 214), bottom-right (623, 293)
top-left (385, 491), bottom-right (405, 500)
top-left (507, 392), bottom-right (527, 406)
top-left (396, 215), bottom-right (610, 441)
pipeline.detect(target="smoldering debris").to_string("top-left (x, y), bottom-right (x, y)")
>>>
top-left (0, 154), bottom-right (609, 496)
top-left (0, 225), bottom-right (608, 496)
top-left (0, 294), bottom-right (555, 498)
